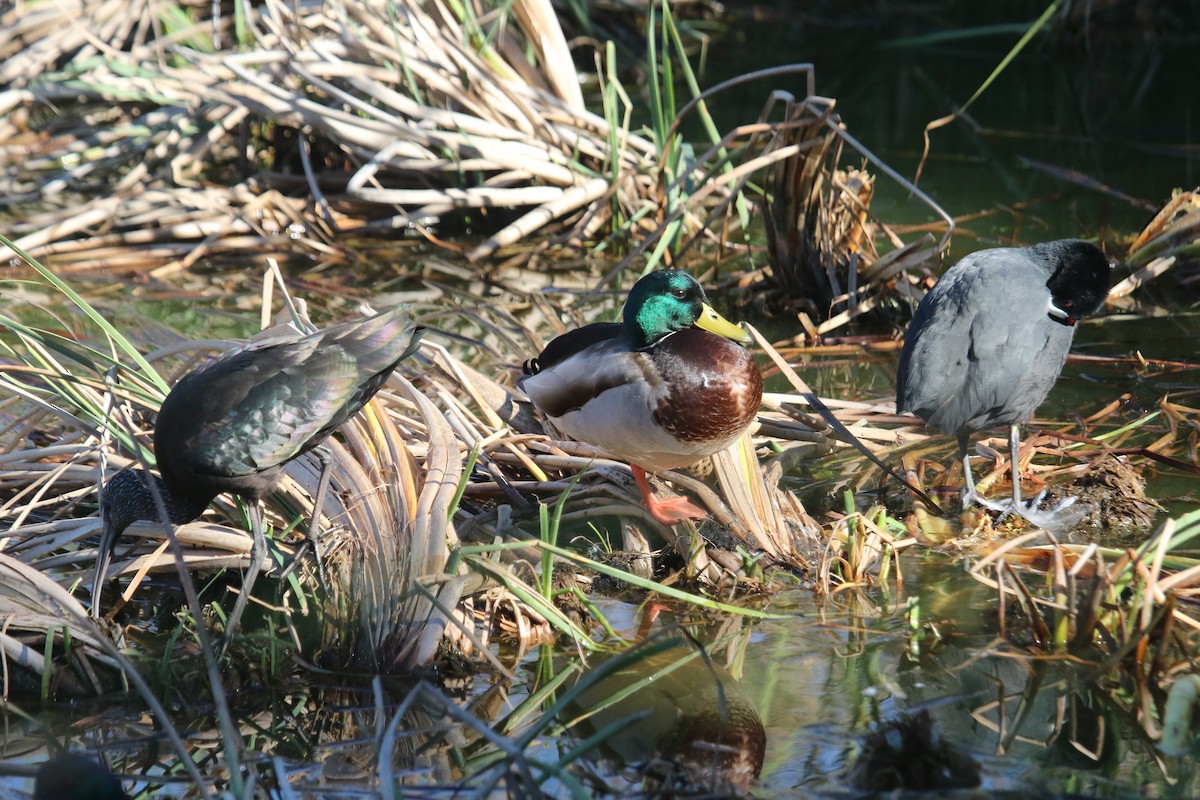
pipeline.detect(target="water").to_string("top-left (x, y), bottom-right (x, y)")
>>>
top-left (696, 7), bottom-right (1200, 795)
top-left (709, 0), bottom-right (1198, 248)
top-left (746, 567), bottom-right (1192, 798)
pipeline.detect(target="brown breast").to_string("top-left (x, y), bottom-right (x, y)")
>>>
top-left (649, 328), bottom-right (763, 447)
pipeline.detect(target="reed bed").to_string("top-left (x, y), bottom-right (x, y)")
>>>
top-left (0, 0), bottom-right (645, 264)
top-left (5, 250), bottom-right (1196, 658)
top-left (3, 252), bottom-right (1200, 794)
top-left (0, 0), bottom-right (974, 334)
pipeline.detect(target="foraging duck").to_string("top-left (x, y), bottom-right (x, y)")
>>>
top-left (95, 307), bottom-right (425, 647)
top-left (896, 239), bottom-right (1110, 530)
top-left (521, 270), bottom-right (762, 524)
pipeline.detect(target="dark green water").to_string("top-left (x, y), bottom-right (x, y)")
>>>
top-left (709, 0), bottom-right (1198, 253)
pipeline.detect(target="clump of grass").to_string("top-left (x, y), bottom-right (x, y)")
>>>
top-left (819, 493), bottom-right (911, 594)
top-left (968, 508), bottom-right (1200, 755)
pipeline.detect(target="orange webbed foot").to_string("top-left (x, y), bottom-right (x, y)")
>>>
top-left (632, 465), bottom-right (709, 525)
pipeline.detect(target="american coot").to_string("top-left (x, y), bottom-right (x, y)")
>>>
top-left (520, 271), bottom-right (763, 525)
top-left (896, 239), bottom-right (1111, 530)
top-left (95, 308), bottom-right (425, 649)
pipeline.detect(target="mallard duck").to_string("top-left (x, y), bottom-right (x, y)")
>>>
top-left (520, 270), bottom-right (762, 524)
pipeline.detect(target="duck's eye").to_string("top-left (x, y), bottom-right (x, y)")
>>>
top-left (672, 288), bottom-right (687, 299)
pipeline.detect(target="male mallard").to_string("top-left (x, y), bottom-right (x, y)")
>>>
top-left (520, 270), bottom-right (762, 524)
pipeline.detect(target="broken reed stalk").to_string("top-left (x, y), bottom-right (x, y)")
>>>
top-left (1110, 188), bottom-right (1200, 299)
top-left (763, 97), bottom-right (875, 308)
top-left (754, 89), bottom-right (957, 333)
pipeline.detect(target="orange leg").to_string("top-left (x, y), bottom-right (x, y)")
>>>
top-left (631, 465), bottom-right (708, 525)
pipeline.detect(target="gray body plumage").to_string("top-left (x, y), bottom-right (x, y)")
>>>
top-left (894, 239), bottom-right (1111, 530)
top-left (897, 244), bottom-right (1077, 436)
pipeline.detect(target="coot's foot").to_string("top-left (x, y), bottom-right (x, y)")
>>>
top-left (962, 486), bottom-right (1089, 532)
top-left (1014, 492), bottom-right (1090, 533)
top-left (961, 486), bottom-right (1013, 515)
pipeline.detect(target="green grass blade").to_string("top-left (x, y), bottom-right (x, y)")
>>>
top-left (0, 232), bottom-right (169, 393)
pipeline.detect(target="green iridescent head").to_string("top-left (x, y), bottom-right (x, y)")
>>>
top-left (623, 271), bottom-right (750, 348)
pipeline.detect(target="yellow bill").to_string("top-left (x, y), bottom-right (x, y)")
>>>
top-left (695, 302), bottom-right (752, 344)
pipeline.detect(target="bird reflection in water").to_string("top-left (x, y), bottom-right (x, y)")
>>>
top-left (561, 621), bottom-right (765, 795)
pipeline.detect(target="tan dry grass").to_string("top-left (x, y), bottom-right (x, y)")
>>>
top-left (0, 0), bottom-right (963, 336)
top-left (0, 0), bottom-right (654, 269)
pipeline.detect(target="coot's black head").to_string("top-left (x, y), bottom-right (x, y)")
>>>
top-left (1035, 239), bottom-right (1111, 324)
